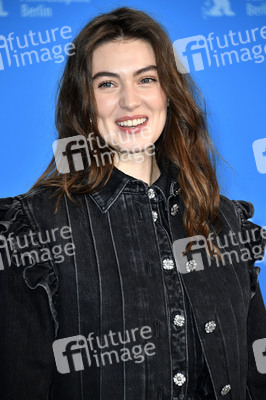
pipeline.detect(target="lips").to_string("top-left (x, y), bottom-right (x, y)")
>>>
top-left (115, 114), bottom-right (149, 134)
top-left (115, 114), bottom-right (148, 123)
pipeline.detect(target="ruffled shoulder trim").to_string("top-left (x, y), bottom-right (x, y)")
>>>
top-left (231, 200), bottom-right (265, 298)
top-left (0, 195), bottom-right (59, 336)
top-left (0, 197), bottom-right (30, 242)
top-left (231, 199), bottom-right (254, 225)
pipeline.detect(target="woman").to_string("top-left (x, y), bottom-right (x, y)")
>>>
top-left (0, 6), bottom-right (265, 400)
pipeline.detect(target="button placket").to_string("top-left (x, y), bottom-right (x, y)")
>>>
top-left (147, 182), bottom-right (187, 397)
top-left (148, 187), bottom-right (159, 223)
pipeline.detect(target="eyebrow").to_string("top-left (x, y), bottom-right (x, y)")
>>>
top-left (92, 65), bottom-right (158, 81)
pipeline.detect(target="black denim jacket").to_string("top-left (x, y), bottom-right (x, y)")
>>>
top-left (0, 160), bottom-right (265, 400)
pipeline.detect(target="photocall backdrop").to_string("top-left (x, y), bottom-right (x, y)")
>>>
top-left (0, 0), bottom-right (265, 299)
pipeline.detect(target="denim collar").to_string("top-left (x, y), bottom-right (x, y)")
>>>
top-left (90, 159), bottom-right (180, 213)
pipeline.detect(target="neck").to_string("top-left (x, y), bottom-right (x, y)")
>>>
top-left (113, 151), bottom-right (161, 187)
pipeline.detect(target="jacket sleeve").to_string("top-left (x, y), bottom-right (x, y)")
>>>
top-left (0, 196), bottom-right (59, 399)
top-left (232, 200), bottom-right (266, 400)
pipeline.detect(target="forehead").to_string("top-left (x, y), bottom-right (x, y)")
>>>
top-left (91, 39), bottom-right (156, 73)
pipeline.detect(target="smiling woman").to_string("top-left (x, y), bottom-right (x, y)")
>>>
top-left (0, 6), bottom-right (266, 400)
top-left (32, 6), bottom-right (222, 248)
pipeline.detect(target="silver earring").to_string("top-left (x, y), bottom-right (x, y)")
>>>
top-left (167, 98), bottom-right (170, 107)
top-left (89, 117), bottom-right (92, 123)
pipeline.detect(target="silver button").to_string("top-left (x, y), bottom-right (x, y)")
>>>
top-left (163, 258), bottom-right (174, 270)
top-left (205, 321), bottom-right (216, 333)
top-left (148, 188), bottom-right (155, 199)
top-left (173, 372), bottom-right (186, 386)
top-left (152, 211), bottom-right (158, 222)
top-left (221, 384), bottom-right (231, 396)
top-left (170, 204), bottom-right (179, 216)
top-left (174, 314), bottom-right (185, 327)
top-left (186, 260), bottom-right (197, 272)
top-left (172, 187), bottom-right (181, 196)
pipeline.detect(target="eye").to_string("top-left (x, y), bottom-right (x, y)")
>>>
top-left (97, 77), bottom-right (157, 89)
top-left (98, 81), bottom-right (114, 89)
top-left (140, 77), bottom-right (157, 84)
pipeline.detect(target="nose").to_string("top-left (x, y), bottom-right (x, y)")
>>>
top-left (119, 84), bottom-right (141, 110)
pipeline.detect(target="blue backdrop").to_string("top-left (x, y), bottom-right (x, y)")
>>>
top-left (0, 0), bottom-right (265, 299)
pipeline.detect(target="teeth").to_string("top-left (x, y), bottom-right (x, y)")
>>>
top-left (117, 118), bottom-right (147, 127)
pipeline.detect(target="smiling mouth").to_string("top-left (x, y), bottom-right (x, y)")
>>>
top-left (116, 117), bottom-right (148, 127)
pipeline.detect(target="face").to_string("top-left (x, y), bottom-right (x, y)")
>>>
top-left (91, 39), bottom-right (168, 156)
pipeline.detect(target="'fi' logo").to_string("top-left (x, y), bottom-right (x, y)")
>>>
top-left (53, 136), bottom-right (91, 174)
top-left (0, 34), bottom-right (11, 71)
top-left (252, 138), bottom-right (266, 174)
top-left (0, 234), bottom-right (11, 270)
top-left (173, 35), bottom-right (211, 73)
top-left (53, 335), bottom-right (91, 374)
top-left (252, 338), bottom-right (266, 374)
top-left (172, 235), bottom-right (211, 273)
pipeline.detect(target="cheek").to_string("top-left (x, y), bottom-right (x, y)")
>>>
top-left (147, 91), bottom-right (167, 112)
top-left (95, 94), bottom-right (117, 119)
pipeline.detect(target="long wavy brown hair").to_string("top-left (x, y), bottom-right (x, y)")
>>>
top-left (32, 6), bottom-right (223, 254)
